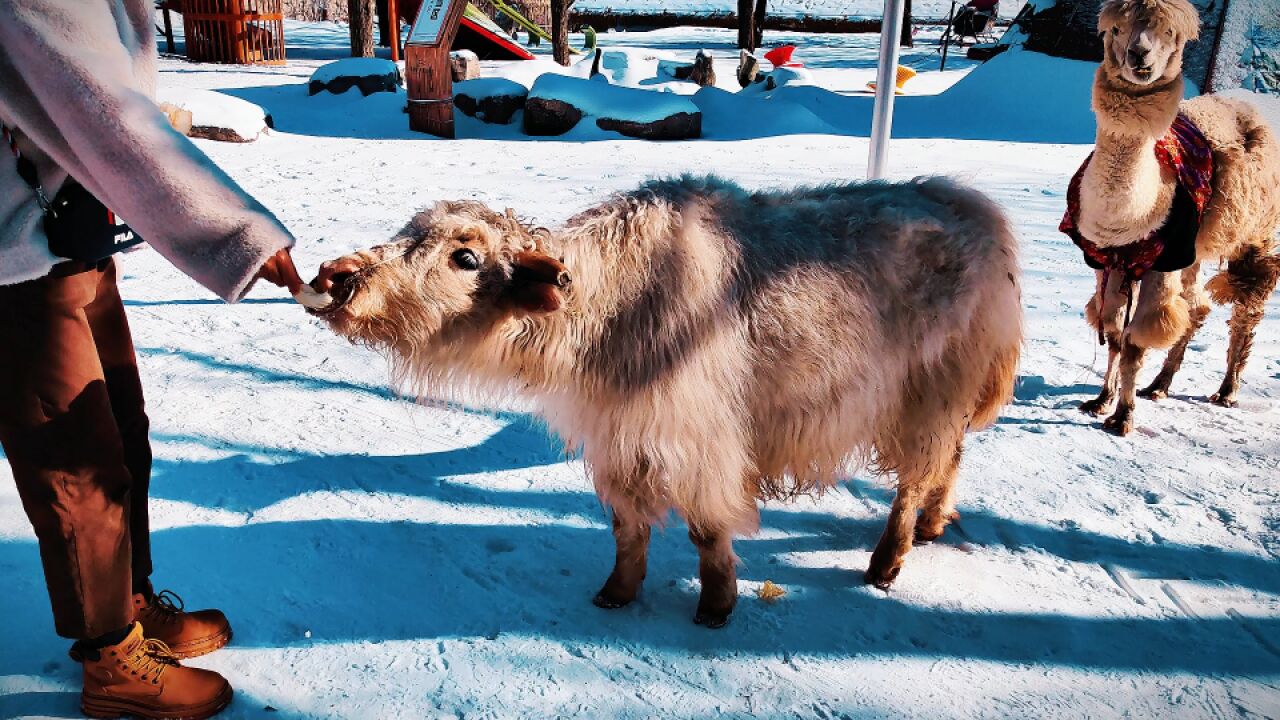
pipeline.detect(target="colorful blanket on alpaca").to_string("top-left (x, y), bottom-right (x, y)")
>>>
top-left (1059, 113), bottom-right (1214, 281)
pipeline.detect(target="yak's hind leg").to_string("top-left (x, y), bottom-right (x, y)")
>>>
top-left (914, 444), bottom-right (963, 544)
top-left (593, 509), bottom-right (652, 609)
top-left (688, 524), bottom-right (740, 628)
top-left (1207, 245), bottom-right (1280, 407)
top-left (1140, 264), bottom-right (1210, 400)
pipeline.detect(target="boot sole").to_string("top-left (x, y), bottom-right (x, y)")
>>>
top-left (82, 683), bottom-right (232, 720)
top-left (169, 627), bottom-right (233, 660)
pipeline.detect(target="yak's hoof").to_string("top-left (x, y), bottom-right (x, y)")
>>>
top-left (1079, 397), bottom-right (1113, 417)
top-left (1137, 384), bottom-right (1169, 401)
top-left (692, 608), bottom-right (732, 629)
top-left (913, 525), bottom-right (944, 545)
top-left (864, 563), bottom-right (901, 590)
top-left (592, 591), bottom-right (635, 610)
top-left (1209, 392), bottom-right (1238, 408)
top-left (1102, 408), bottom-right (1133, 436)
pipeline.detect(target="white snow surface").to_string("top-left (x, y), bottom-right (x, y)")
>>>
top-left (155, 87), bottom-right (271, 140)
top-left (574, 0), bottom-right (1028, 21)
top-left (2, 19), bottom-right (1279, 720)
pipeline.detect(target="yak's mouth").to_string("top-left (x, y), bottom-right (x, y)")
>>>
top-left (305, 276), bottom-right (360, 318)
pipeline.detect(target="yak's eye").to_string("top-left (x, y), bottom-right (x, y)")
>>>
top-left (452, 248), bottom-right (481, 271)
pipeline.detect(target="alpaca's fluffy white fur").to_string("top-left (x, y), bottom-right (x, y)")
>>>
top-left (1079, 0), bottom-right (1280, 433)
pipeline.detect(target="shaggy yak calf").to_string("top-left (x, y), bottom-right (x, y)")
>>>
top-left (311, 176), bottom-right (1022, 626)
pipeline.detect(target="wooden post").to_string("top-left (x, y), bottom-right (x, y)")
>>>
top-left (389, 0), bottom-right (401, 62)
top-left (405, 0), bottom-right (465, 137)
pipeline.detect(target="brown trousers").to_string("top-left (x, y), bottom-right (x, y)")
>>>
top-left (0, 260), bottom-right (151, 639)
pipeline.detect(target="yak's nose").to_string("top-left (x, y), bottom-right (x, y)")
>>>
top-left (313, 256), bottom-right (366, 293)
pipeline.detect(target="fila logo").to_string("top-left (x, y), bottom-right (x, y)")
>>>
top-left (114, 229), bottom-right (135, 244)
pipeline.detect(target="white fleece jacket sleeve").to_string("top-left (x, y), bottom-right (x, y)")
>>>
top-left (0, 0), bottom-right (294, 302)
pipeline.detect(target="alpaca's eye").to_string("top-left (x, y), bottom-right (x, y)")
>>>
top-left (452, 248), bottom-right (481, 271)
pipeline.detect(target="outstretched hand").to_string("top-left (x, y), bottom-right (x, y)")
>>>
top-left (258, 248), bottom-right (305, 295)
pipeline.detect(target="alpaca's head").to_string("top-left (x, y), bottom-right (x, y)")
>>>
top-left (310, 201), bottom-right (570, 361)
top-left (1098, 0), bottom-right (1201, 86)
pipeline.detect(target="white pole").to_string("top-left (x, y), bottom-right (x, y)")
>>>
top-left (867, 0), bottom-right (907, 179)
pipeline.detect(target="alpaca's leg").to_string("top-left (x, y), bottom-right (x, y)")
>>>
top-left (1140, 265), bottom-right (1209, 400)
top-left (593, 509), bottom-right (652, 610)
top-left (1103, 339), bottom-right (1147, 436)
top-left (915, 444), bottom-right (963, 544)
top-left (688, 525), bottom-right (738, 628)
top-left (1081, 272), bottom-right (1128, 416)
top-left (1081, 333), bottom-right (1123, 415)
top-left (1210, 248), bottom-right (1280, 407)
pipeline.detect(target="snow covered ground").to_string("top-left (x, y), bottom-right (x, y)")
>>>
top-left (573, 0), bottom-right (1028, 22)
top-left (2, 21), bottom-right (1279, 720)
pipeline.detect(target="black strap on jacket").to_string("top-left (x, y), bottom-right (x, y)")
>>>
top-left (2, 120), bottom-right (51, 210)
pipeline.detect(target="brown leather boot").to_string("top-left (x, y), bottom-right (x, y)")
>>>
top-left (133, 590), bottom-right (232, 659)
top-left (74, 623), bottom-right (233, 719)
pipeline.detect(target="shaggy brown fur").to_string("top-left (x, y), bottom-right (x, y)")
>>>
top-left (312, 175), bottom-right (1022, 626)
top-left (1078, 0), bottom-right (1280, 434)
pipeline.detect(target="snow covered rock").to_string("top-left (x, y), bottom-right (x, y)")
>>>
top-left (454, 78), bottom-right (528, 125)
top-left (451, 50), bottom-right (481, 82)
top-left (308, 58), bottom-right (402, 97)
top-left (155, 88), bottom-right (272, 143)
top-left (524, 74), bottom-right (701, 140)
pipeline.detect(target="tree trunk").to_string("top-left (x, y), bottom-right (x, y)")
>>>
top-left (752, 0), bottom-right (766, 50)
top-left (348, 0), bottom-right (375, 57)
top-left (376, 0), bottom-right (390, 47)
top-left (737, 0), bottom-right (754, 50)
top-left (900, 0), bottom-right (913, 47)
top-left (551, 0), bottom-right (572, 65)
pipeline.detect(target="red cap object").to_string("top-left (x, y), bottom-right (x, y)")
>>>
top-left (763, 45), bottom-right (803, 68)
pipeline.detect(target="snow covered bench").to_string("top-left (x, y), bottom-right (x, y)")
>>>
top-left (308, 58), bottom-right (402, 97)
top-left (524, 74), bottom-right (701, 140)
top-left (156, 88), bottom-right (272, 143)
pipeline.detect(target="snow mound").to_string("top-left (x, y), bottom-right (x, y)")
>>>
top-left (528, 73), bottom-right (698, 125)
top-left (155, 88), bottom-right (271, 142)
top-left (309, 58), bottom-right (401, 96)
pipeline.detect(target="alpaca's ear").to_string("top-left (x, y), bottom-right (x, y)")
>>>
top-left (508, 250), bottom-right (571, 314)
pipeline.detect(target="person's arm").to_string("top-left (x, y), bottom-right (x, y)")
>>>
top-left (0, 1), bottom-right (298, 301)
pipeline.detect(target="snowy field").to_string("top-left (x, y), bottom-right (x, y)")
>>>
top-left (573, 0), bottom-right (1028, 21)
top-left (2, 21), bottom-right (1279, 720)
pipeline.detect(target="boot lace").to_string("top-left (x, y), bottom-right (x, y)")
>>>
top-left (142, 589), bottom-right (186, 626)
top-left (125, 638), bottom-right (182, 684)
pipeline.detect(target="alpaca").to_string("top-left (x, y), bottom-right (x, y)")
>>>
top-left (309, 176), bottom-right (1022, 626)
top-left (1067, 0), bottom-right (1280, 435)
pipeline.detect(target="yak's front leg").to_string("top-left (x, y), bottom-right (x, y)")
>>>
top-left (593, 510), bottom-right (652, 609)
top-left (688, 526), bottom-right (737, 629)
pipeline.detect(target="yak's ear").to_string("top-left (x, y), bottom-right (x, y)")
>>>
top-left (509, 249), bottom-right (571, 314)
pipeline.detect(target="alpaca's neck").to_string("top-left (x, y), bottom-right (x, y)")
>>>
top-left (1078, 68), bottom-right (1183, 247)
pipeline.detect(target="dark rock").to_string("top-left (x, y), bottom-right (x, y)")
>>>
top-left (596, 112), bottom-right (701, 141)
top-left (524, 97), bottom-right (584, 135)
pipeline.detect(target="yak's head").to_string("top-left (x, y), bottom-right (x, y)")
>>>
top-left (1098, 0), bottom-right (1200, 86)
top-left (310, 200), bottom-right (570, 359)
